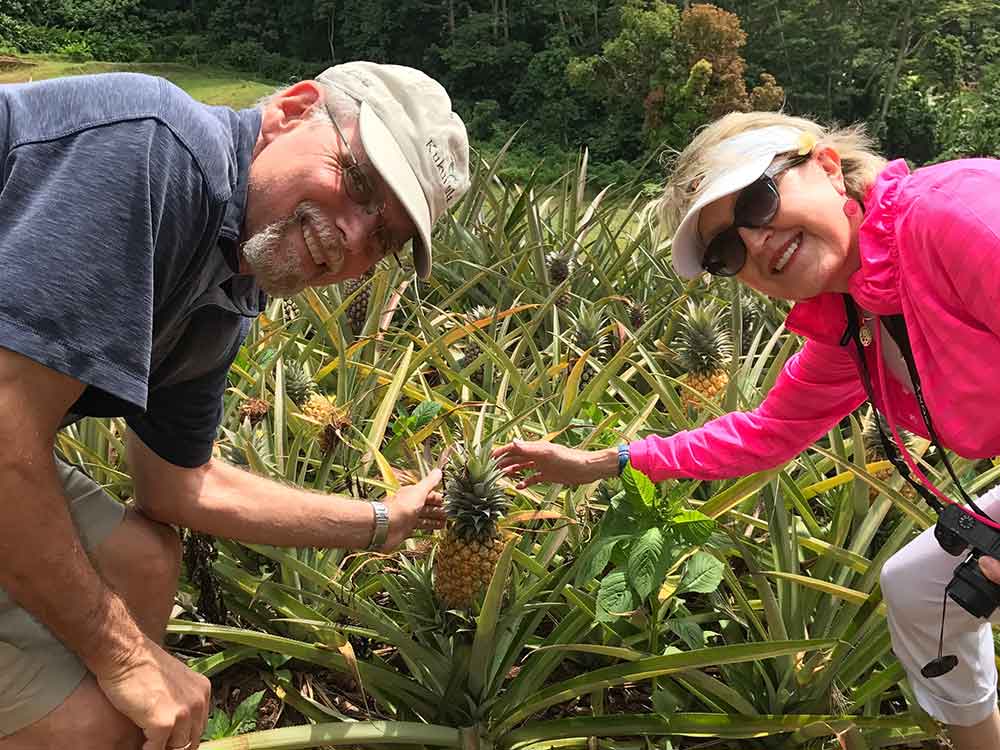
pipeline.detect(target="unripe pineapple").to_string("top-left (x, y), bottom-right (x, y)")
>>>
top-left (283, 361), bottom-right (316, 407)
top-left (627, 299), bottom-right (648, 331)
top-left (863, 407), bottom-right (917, 501)
top-left (238, 397), bottom-right (269, 426)
top-left (433, 449), bottom-right (511, 609)
top-left (461, 305), bottom-right (494, 387)
top-left (674, 301), bottom-right (732, 409)
top-left (341, 270), bottom-right (373, 336)
top-left (545, 250), bottom-right (574, 309)
top-left (571, 302), bottom-right (610, 387)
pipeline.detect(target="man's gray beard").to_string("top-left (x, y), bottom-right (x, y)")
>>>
top-left (241, 212), bottom-right (307, 298)
top-left (241, 202), bottom-right (343, 297)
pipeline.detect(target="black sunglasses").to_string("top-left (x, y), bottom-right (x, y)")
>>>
top-left (701, 154), bottom-right (810, 277)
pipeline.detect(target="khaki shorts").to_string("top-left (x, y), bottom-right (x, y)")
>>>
top-left (0, 457), bottom-right (126, 736)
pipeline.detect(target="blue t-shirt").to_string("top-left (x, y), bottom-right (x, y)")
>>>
top-left (0, 73), bottom-right (266, 467)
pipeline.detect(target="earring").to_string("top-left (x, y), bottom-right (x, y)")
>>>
top-left (843, 198), bottom-right (860, 217)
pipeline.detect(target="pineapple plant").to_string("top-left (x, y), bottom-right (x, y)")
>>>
top-left (283, 361), bottom-right (316, 407)
top-left (674, 300), bottom-right (732, 409)
top-left (571, 302), bottom-right (610, 387)
top-left (341, 270), bottom-right (373, 336)
top-left (545, 249), bottom-right (573, 309)
top-left (433, 448), bottom-right (511, 609)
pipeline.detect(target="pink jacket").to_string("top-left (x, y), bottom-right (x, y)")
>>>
top-left (630, 158), bottom-right (1000, 481)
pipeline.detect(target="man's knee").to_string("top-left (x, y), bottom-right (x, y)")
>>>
top-left (0, 676), bottom-right (142, 750)
top-left (92, 509), bottom-right (181, 637)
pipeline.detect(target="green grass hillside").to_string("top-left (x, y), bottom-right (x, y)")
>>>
top-left (0, 54), bottom-right (273, 108)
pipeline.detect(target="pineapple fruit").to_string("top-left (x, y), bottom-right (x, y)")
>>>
top-left (674, 300), bottom-right (732, 409)
top-left (238, 397), bottom-right (269, 426)
top-left (283, 361), bottom-right (316, 407)
top-left (433, 449), bottom-right (511, 609)
top-left (341, 270), bottom-right (373, 336)
top-left (863, 407), bottom-right (917, 501)
top-left (571, 302), bottom-right (610, 387)
top-left (627, 298), bottom-right (647, 331)
top-left (302, 394), bottom-right (352, 456)
top-left (461, 305), bottom-right (494, 387)
top-left (545, 250), bottom-right (573, 309)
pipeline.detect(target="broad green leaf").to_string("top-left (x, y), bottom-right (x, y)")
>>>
top-left (621, 464), bottom-right (656, 510)
top-left (573, 534), bottom-right (627, 586)
top-left (596, 570), bottom-right (635, 622)
top-left (669, 509), bottom-right (716, 545)
top-left (231, 690), bottom-right (265, 735)
top-left (680, 552), bottom-right (725, 595)
top-left (628, 527), bottom-right (666, 600)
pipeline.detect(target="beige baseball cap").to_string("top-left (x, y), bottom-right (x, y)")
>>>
top-left (316, 61), bottom-right (470, 280)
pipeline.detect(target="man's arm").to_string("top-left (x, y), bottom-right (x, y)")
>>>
top-left (0, 347), bottom-right (144, 676)
top-left (126, 430), bottom-right (444, 550)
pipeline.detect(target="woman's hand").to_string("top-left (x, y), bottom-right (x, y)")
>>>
top-left (493, 441), bottom-right (618, 489)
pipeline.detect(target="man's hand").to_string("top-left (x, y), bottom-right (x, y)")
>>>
top-left (96, 634), bottom-right (211, 750)
top-left (381, 468), bottom-right (446, 550)
top-left (493, 441), bottom-right (618, 488)
top-left (979, 557), bottom-right (1000, 586)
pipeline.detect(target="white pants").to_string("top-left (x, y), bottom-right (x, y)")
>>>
top-left (881, 484), bottom-right (1000, 726)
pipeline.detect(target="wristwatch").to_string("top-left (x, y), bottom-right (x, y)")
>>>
top-left (617, 443), bottom-right (630, 475)
top-left (368, 501), bottom-right (390, 550)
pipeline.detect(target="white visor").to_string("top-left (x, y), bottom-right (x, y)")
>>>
top-left (671, 126), bottom-right (806, 279)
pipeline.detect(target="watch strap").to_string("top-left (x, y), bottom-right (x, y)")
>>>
top-left (368, 501), bottom-right (390, 550)
top-left (617, 444), bottom-right (630, 475)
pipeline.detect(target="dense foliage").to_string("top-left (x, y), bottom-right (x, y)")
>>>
top-left (3, 0), bottom-right (1000, 181)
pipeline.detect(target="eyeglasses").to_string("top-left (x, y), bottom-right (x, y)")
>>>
top-left (328, 114), bottom-right (402, 267)
top-left (700, 154), bottom-right (810, 277)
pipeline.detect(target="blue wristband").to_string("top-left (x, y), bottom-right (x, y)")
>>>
top-left (617, 444), bottom-right (630, 475)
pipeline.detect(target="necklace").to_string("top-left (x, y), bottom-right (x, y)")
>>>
top-left (859, 312), bottom-right (873, 347)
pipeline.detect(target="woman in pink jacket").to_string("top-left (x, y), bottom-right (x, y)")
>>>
top-left (495, 111), bottom-right (1000, 749)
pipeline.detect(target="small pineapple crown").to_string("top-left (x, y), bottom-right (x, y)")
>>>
top-left (573, 302), bottom-right (609, 354)
top-left (444, 447), bottom-right (510, 539)
top-left (466, 305), bottom-right (496, 325)
top-left (674, 300), bottom-right (732, 376)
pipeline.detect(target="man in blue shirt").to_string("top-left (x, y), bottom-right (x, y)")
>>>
top-left (0, 61), bottom-right (469, 750)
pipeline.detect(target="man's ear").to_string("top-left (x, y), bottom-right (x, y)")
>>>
top-left (814, 146), bottom-right (846, 194)
top-left (258, 80), bottom-right (323, 144)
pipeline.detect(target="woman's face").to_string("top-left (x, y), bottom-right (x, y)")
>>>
top-left (697, 149), bottom-right (860, 301)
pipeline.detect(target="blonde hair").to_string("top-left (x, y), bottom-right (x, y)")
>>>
top-left (650, 111), bottom-right (886, 241)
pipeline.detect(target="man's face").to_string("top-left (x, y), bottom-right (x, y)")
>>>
top-left (242, 83), bottom-right (416, 297)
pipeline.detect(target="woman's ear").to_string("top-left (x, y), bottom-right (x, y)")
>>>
top-left (814, 146), bottom-right (846, 194)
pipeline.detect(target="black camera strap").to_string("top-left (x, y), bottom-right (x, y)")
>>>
top-left (839, 294), bottom-right (987, 518)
